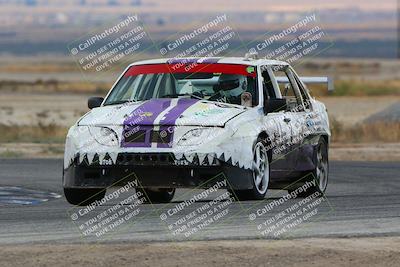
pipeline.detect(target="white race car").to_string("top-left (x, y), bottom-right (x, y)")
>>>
top-left (63, 56), bottom-right (332, 205)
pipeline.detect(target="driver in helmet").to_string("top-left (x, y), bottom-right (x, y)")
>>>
top-left (211, 74), bottom-right (252, 107)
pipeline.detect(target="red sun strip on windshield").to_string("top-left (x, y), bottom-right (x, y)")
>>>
top-left (124, 63), bottom-right (256, 77)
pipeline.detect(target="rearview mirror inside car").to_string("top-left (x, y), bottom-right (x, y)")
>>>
top-left (264, 98), bottom-right (287, 114)
top-left (88, 97), bottom-right (104, 109)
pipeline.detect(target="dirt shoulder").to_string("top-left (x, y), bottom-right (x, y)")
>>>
top-left (329, 143), bottom-right (400, 161)
top-left (1, 237), bottom-right (399, 267)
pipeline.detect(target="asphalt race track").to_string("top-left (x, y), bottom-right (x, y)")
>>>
top-left (0, 159), bottom-right (399, 244)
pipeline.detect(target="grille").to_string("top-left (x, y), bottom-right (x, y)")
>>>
top-left (122, 126), bottom-right (173, 145)
top-left (116, 153), bottom-right (175, 165)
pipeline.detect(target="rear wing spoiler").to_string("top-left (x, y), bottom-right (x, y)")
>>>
top-left (276, 76), bottom-right (334, 91)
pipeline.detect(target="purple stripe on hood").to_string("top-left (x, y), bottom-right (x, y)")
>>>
top-left (124, 99), bottom-right (171, 126)
top-left (157, 98), bottom-right (199, 148)
top-left (159, 98), bottom-right (199, 126)
top-left (121, 99), bottom-right (171, 148)
top-left (121, 98), bottom-right (199, 148)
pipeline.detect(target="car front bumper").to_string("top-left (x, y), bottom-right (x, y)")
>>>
top-left (63, 152), bottom-right (253, 190)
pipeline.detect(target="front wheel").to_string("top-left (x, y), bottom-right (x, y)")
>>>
top-left (64, 188), bottom-right (106, 206)
top-left (231, 138), bottom-right (270, 201)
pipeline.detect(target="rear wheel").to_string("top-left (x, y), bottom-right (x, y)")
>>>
top-left (231, 138), bottom-right (270, 201)
top-left (138, 188), bottom-right (175, 203)
top-left (64, 188), bottom-right (106, 206)
top-left (289, 137), bottom-right (329, 198)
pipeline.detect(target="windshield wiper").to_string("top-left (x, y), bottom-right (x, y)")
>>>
top-left (104, 99), bottom-right (137, 106)
top-left (161, 93), bottom-right (203, 100)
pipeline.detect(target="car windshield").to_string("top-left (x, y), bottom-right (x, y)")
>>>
top-left (104, 63), bottom-right (258, 106)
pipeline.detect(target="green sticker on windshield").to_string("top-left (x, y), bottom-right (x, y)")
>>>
top-left (246, 66), bottom-right (255, 73)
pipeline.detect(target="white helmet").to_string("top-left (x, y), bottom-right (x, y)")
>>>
top-left (217, 74), bottom-right (247, 98)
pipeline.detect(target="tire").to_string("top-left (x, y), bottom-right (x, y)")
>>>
top-left (289, 137), bottom-right (329, 198)
top-left (138, 188), bottom-right (175, 203)
top-left (231, 137), bottom-right (270, 201)
top-left (64, 188), bottom-right (106, 206)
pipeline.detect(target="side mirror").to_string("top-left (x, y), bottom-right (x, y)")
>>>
top-left (264, 98), bottom-right (287, 114)
top-left (88, 97), bottom-right (104, 109)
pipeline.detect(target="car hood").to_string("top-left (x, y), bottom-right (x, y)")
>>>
top-left (78, 98), bottom-right (247, 127)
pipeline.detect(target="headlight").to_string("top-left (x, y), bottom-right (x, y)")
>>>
top-left (177, 128), bottom-right (213, 146)
top-left (88, 126), bottom-right (119, 146)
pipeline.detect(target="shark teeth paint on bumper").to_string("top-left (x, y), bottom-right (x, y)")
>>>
top-left (63, 99), bottom-right (253, 170)
top-left (64, 124), bottom-right (255, 170)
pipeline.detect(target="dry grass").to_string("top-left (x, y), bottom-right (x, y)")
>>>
top-left (1, 79), bottom-right (399, 96)
top-left (330, 118), bottom-right (400, 143)
top-left (0, 80), bottom-right (112, 94)
top-left (0, 149), bottom-right (24, 158)
top-left (0, 121), bottom-right (398, 145)
top-left (0, 64), bottom-right (77, 73)
top-left (0, 123), bottom-right (67, 143)
top-left (309, 80), bottom-right (400, 97)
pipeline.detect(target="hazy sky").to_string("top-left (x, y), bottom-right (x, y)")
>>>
top-left (147, 0), bottom-right (397, 12)
top-left (0, 0), bottom-right (396, 12)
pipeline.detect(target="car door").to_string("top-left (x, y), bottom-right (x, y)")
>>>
top-left (261, 65), bottom-right (298, 170)
top-left (289, 67), bottom-right (321, 171)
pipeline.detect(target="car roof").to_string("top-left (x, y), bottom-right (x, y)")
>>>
top-left (129, 57), bottom-right (289, 67)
